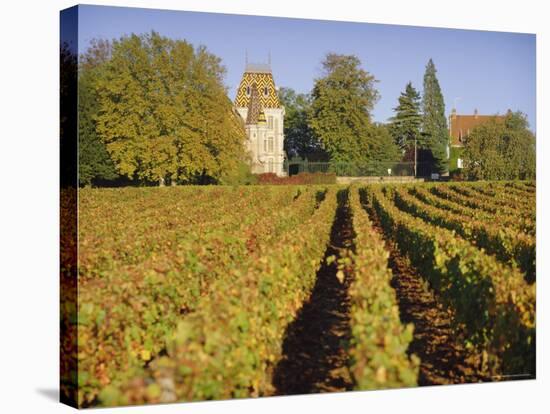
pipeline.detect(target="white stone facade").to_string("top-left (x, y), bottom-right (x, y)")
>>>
top-left (236, 107), bottom-right (285, 175)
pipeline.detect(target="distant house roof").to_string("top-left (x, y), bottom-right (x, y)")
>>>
top-left (449, 108), bottom-right (507, 147)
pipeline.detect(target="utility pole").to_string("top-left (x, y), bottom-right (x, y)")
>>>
top-left (414, 136), bottom-right (417, 178)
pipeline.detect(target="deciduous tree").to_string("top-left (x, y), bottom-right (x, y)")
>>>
top-left (309, 53), bottom-right (379, 164)
top-left (463, 111), bottom-right (535, 180)
top-left (60, 42), bottom-right (78, 188)
top-left (95, 32), bottom-right (247, 185)
top-left (366, 124), bottom-right (402, 174)
top-left (78, 39), bottom-right (118, 186)
top-left (277, 87), bottom-right (321, 159)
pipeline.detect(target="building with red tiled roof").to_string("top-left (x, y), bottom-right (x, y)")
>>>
top-left (449, 108), bottom-right (507, 147)
top-left (448, 108), bottom-right (508, 173)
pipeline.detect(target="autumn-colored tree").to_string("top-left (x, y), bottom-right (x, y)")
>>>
top-left (95, 32), bottom-right (247, 185)
top-left (463, 111), bottom-right (535, 180)
top-left (309, 53), bottom-right (380, 164)
top-left (78, 39), bottom-right (119, 186)
top-left (60, 41), bottom-right (78, 188)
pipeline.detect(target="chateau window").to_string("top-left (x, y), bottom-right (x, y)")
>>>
top-left (268, 136), bottom-right (274, 153)
top-left (264, 87), bottom-right (268, 96)
top-left (268, 116), bottom-right (274, 129)
top-left (274, 119), bottom-right (279, 135)
top-left (458, 129), bottom-right (463, 143)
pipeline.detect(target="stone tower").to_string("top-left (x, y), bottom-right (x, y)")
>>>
top-left (234, 62), bottom-right (286, 176)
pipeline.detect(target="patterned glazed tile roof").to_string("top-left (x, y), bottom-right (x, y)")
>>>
top-left (257, 110), bottom-right (267, 125)
top-left (235, 69), bottom-right (280, 109)
top-left (245, 83), bottom-right (265, 125)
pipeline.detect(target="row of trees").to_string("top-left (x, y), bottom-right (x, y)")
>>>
top-left (388, 59), bottom-right (448, 175)
top-left (280, 56), bottom-right (450, 175)
top-left (283, 55), bottom-right (535, 180)
top-left (77, 32), bottom-right (249, 187)
top-left (68, 31), bottom-right (535, 185)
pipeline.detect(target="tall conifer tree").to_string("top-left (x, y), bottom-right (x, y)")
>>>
top-left (422, 59), bottom-right (449, 173)
top-left (389, 82), bottom-right (422, 157)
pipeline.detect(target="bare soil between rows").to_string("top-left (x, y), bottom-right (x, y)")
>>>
top-left (272, 190), bottom-right (355, 395)
top-left (365, 202), bottom-right (491, 386)
top-left (272, 190), bottom-right (491, 394)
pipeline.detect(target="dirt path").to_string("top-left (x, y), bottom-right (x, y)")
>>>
top-left (272, 190), bottom-right (355, 395)
top-left (366, 204), bottom-right (490, 385)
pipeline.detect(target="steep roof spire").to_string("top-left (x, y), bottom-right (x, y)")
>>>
top-left (235, 60), bottom-right (280, 108)
top-left (246, 83), bottom-right (264, 125)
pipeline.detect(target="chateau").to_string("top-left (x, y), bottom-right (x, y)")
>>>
top-left (234, 62), bottom-right (286, 176)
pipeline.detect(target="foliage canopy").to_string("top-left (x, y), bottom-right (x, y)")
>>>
top-left (422, 59), bottom-right (449, 173)
top-left (78, 39), bottom-right (119, 186)
top-left (309, 54), bottom-right (380, 164)
top-left (277, 87), bottom-right (322, 159)
top-left (389, 82), bottom-right (423, 154)
top-left (462, 111), bottom-right (535, 180)
top-left (94, 32), bottom-right (247, 185)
